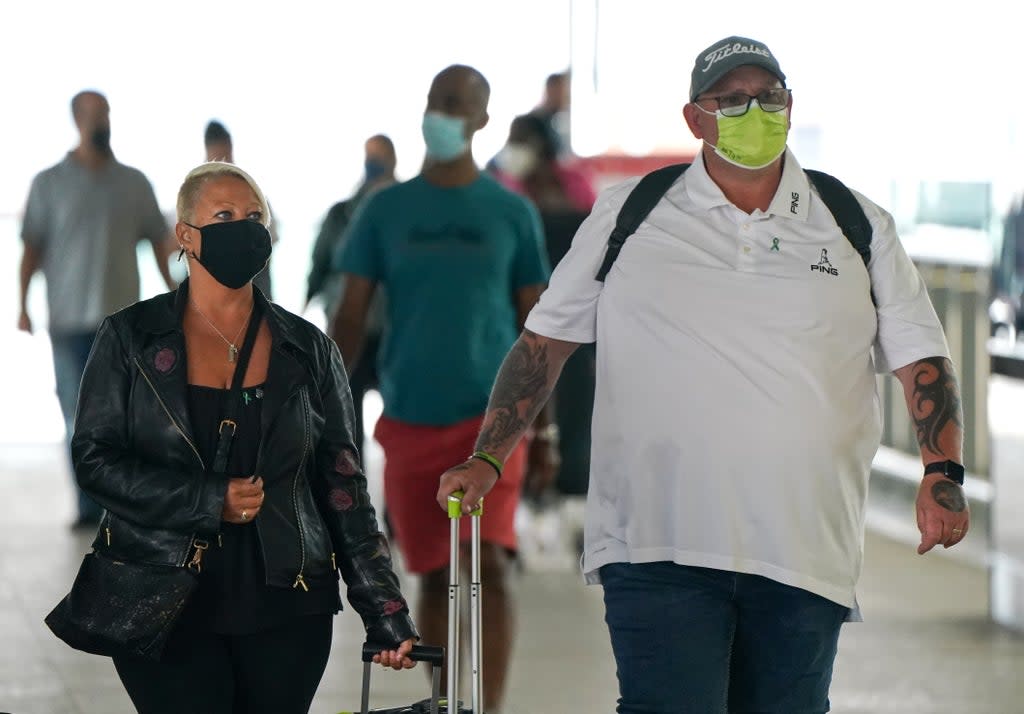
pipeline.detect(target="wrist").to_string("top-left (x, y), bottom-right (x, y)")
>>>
top-left (470, 450), bottom-right (503, 478)
top-left (923, 459), bottom-right (965, 486)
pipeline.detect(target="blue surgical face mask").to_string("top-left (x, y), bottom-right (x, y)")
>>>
top-left (364, 158), bottom-right (389, 183)
top-left (422, 111), bottom-right (468, 162)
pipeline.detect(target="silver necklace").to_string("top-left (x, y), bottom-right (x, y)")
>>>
top-left (189, 299), bottom-right (254, 363)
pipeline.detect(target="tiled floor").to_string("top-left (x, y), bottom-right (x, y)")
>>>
top-left (2, 438), bottom-right (1023, 714)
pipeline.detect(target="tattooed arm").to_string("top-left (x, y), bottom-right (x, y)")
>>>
top-left (893, 356), bottom-right (969, 554)
top-left (514, 285), bottom-right (561, 496)
top-left (436, 328), bottom-right (581, 513)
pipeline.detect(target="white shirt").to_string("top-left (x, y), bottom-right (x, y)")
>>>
top-left (524, 149), bottom-right (949, 617)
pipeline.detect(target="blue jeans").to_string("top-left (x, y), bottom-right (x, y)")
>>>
top-left (50, 329), bottom-right (103, 523)
top-left (601, 561), bottom-right (849, 714)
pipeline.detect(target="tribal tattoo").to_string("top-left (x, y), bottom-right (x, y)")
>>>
top-left (477, 330), bottom-right (552, 453)
top-left (931, 479), bottom-right (967, 513)
top-left (908, 357), bottom-right (963, 455)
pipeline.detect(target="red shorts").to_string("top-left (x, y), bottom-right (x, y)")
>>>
top-left (374, 413), bottom-right (525, 575)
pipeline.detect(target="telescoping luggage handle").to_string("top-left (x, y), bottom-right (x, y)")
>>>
top-left (448, 490), bottom-right (483, 714)
top-left (354, 642), bottom-right (445, 714)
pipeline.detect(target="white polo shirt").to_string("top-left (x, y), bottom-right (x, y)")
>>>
top-left (524, 149), bottom-right (949, 617)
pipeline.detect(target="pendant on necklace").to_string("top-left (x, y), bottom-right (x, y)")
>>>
top-left (228, 344), bottom-right (238, 363)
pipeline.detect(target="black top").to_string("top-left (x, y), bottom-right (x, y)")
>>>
top-left (181, 382), bottom-right (340, 635)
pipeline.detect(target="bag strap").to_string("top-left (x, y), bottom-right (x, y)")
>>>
top-left (212, 302), bottom-right (263, 475)
top-left (804, 169), bottom-right (872, 268)
top-left (594, 164), bottom-right (875, 291)
top-left (595, 163), bottom-right (690, 281)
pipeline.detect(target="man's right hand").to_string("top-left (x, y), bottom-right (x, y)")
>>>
top-left (17, 310), bottom-right (32, 334)
top-left (436, 459), bottom-right (498, 515)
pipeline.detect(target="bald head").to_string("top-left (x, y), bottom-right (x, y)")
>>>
top-left (71, 91), bottom-right (109, 125)
top-left (430, 64), bottom-right (491, 117)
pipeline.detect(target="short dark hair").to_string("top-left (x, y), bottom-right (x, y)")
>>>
top-left (71, 90), bottom-right (107, 122)
top-left (367, 133), bottom-right (396, 159)
top-left (204, 120), bottom-right (232, 147)
top-left (512, 113), bottom-right (560, 162)
top-left (546, 72), bottom-right (568, 89)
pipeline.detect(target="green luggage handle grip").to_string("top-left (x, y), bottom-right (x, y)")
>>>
top-left (447, 490), bottom-right (483, 518)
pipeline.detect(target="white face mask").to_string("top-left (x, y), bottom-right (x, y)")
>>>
top-left (495, 143), bottom-right (538, 179)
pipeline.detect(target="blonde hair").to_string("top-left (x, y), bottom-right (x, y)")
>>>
top-left (176, 161), bottom-right (272, 227)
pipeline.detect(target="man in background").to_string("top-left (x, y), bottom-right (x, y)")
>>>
top-left (306, 134), bottom-right (398, 454)
top-left (532, 70), bottom-right (571, 157)
top-left (331, 66), bottom-right (553, 713)
top-left (19, 90), bottom-right (175, 528)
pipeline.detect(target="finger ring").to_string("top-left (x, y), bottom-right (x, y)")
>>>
top-left (241, 510), bottom-right (248, 521)
top-left (952, 527), bottom-right (963, 534)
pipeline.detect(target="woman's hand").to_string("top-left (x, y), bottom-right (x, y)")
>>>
top-left (222, 476), bottom-right (264, 524)
top-left (372, 638), bottom-right (418, 670)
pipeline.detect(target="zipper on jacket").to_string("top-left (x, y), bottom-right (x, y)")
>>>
top-left (291, 390), bottom-right (311, 592)
top-left (132, 357), bottom-right (204, 469)
top-left (134, 356), bottom-right (206, 567)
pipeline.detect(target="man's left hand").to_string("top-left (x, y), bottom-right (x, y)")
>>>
top-left (915, 473), bottom-right (970, 554)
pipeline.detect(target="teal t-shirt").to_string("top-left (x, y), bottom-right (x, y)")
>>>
top-left (337, 174), bottom-right (550, 425)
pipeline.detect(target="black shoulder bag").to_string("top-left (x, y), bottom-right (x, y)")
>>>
top-left (45, 303), bottom-right (264, 661)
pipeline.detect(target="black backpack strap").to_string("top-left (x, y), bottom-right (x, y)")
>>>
top-left (595, 163), bottom-right (690, 281)
top-left (804, 169), bottom-right (872, 268)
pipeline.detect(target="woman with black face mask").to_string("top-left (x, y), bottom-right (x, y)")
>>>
top-left (53, 162), bottom-right (419, 714)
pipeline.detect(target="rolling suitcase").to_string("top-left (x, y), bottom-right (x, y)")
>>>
top-left (342, 491), bottom-right (483, 714)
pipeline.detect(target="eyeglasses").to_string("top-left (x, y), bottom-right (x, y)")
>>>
top-left (696, 88), bottom-right (791, 117)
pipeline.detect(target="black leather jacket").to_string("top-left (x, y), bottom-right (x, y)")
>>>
top-left (72, 281), bottom-right (417, 646)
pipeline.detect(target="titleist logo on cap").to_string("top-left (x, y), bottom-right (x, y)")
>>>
top-left (701, 41), bottom-right (773, 73)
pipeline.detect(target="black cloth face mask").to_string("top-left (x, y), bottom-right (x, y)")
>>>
top-left (90, 127), bottom-right (111, 153)
top-left (184, 219), bottom-right (272, 289)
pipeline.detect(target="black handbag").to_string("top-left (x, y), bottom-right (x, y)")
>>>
top-left (44, 550), bottom-right (201, 660)
top-left (44, 303), bottom-right (264, 661)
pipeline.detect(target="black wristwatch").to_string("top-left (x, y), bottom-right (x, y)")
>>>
top-left (923, 460), bottom-right (965, 485)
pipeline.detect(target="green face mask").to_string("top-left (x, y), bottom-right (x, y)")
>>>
top-left (704, 105), bottom-right (788, 169)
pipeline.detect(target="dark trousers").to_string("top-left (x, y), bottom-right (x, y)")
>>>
top-left (113, 614), bottom-right (333, 714)
top-left (349, 334), bottom-right (380, 455)
top-left (601, 562), bottom-right (849, 714)
top-left (50, 329), bottom-right (103, 522)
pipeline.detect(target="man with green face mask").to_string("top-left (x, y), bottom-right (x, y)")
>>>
top-left (437, 35), bottom-right (968, 713)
